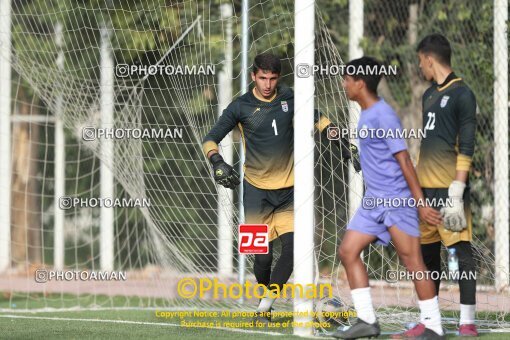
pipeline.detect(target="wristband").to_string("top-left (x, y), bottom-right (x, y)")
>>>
top-left (209, 153), bottom-right (224, 166)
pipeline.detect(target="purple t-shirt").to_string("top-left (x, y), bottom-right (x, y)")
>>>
top-left (358, 99), bottom-right (411, 199)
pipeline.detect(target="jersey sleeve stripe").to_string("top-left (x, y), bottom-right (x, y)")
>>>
top-left (456, 154), bottom-right (473, 171)
top-left (315, 115), bottom-right (332, 133)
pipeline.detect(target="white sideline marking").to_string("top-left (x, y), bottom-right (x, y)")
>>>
top-left (0, 314), bottom-right (287, 337)
top-left (0, 306), bottom-right (224, 313)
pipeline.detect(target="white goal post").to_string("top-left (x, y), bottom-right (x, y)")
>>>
top-left (493, 0), bottom-right (509, 291)
top-left (0, 0), bottom-right (508, 336)
top-left (293, 0), bottom-right (315, 336)
top-left (0, 0), bottom-right (12, 273)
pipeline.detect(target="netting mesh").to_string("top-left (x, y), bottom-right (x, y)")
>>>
top-left (0, 0), bottom-right (508, 334)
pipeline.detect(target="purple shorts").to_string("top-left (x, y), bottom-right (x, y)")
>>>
top-left (347, 204), bottom-right (420, 246)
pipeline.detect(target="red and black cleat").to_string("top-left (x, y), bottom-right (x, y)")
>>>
top-left (391, 323), bottom-right (446, 339)
top-left (458, 324), bottom-right (478, 337)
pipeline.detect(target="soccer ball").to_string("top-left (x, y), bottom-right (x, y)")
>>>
top-left (315, 296), bottom-right (353, 334)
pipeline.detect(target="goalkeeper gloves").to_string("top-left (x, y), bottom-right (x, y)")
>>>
top-left (440, 180), bottom-right (467, 232)
top-left (342, 140), bottom-right (361, 172)
top-left (322, 126), bottom-right (361, 172)
top-left (336, 136), bottom-right (361, 172)
top-left (209, 153), bottom-right (240, 189)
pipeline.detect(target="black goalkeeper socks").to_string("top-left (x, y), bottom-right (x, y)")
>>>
top-left (268, 232), bottom-right (294, 289)
top-left (254, 241), bottom-right (274, 287)
top-left (253, 232), bottom-right (294, 290)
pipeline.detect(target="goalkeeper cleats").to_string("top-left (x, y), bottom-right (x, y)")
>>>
top-left (391, 323), bottom-right (446, 339)
top-left (458, 324), bottom-right (478, 337)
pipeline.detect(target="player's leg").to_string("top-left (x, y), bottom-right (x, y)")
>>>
top-left (390, 225), bottom-right (436, 299)
top-left (243, 179), bottom-right (275, 288)
top-left (338, 230), bottom-right (377, 290)
top-left (420, 188), bottom-right (444, 295)
top-left (256, 186), bottom-right (294, 314)
top-left (448, 241), bottom-right (477, 336)
top-left (384, 205), bottom-right (444, 339)
top-left (253, 240), bottom-right (275, 326)
top-left (338, 206), bottom-right (392, 329)
top-left (389, 225), bottom-right (444, 338)
top-left (268, 186), bottom-right (294, 292)
top-left (333, 229), bottom-right (380, 339)
top-left (421, 241), bottom-right (442, 294)
top-left (338, 230), bottom-right (378, 323)
top-left (438, 193), bottom-right (478, 336)
top-left (253, 242), bottom-right (274, 288)
top-left (268, 232), bottom-right (293, 289)
top-left (257, 232), bottom-right (293, 313)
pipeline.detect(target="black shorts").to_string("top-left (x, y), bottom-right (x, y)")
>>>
top-left (243, 179), bottom-right (293, 241)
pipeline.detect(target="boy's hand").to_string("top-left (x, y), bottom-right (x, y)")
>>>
top-left (418, 206), bottom-right (442, 226)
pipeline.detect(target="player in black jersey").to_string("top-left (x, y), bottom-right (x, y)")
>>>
top-left (413, 34), bottom-right (478, 337)
top-left (202, 53), bottom-right (359, 324)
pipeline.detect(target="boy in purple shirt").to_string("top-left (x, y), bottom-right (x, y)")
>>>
top-left (333, 57), bottom-right (445, 339)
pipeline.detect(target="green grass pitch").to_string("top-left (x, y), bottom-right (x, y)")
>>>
top-left (0, 294), bottom-right (509, 339)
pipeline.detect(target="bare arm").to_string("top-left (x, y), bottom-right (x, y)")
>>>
top-left (455, 170), bottom-right (468, 183)
top-left (394, 150), bottom-right (442, 226)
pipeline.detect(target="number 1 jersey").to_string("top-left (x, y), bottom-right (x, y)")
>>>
top-left (203, 86), bottom-right (296, 190)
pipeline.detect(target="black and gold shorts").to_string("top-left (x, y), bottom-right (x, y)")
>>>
top-left (243, 179), bottom-right (293, 242)
top-left (420, 187), bottom-right (472, 247)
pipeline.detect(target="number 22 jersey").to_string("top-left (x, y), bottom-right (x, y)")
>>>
top-left (416, 73), bottom-right (476, 188)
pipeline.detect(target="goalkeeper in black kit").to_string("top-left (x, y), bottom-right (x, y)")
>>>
top-left (414, 34), bottom-right (478, 337)
top-left (202, 53), bottom-right (360, 325)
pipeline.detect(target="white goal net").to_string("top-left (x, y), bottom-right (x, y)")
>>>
top-left (0, 0), bottom-right (508, 335)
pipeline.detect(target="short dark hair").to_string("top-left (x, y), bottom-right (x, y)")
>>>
top-left (416, 33), bottom-right (452, 66)
top-left (252, 53), bottom-right (281, 75)
top-left (345, 56), bottom-right (382, 95)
